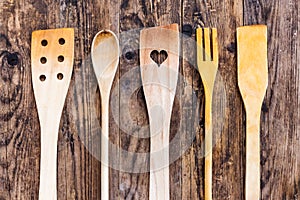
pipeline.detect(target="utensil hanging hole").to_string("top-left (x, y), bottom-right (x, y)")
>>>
top-left (39, 75), bottom-right (46, 81)
top-left (41, 40), bottom-right (48, 46)
top-left (59, 38), bottom-right (65, 45)
top-left (40, 57), bottom-right (47, 64)
top-left (58, 55), bottom-right (64, 62)
top-left (57, 73), bottom-right (64, 80)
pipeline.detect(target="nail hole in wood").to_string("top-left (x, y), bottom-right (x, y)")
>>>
top-left (58, 55), bottom-right (64, 62)
top-left (125, 51), bottom-right (135, 60)
top-left (39, 75), bottom-right (46, 81)
top-left (57, 73), bottom-right (64, 80)
top-left (7, 53), bottom-right (19, 66)
top-left (59, 38), bottom-right (65, 45)
top-left (41, 40), bottom-right (48, 46)
top-left (182, 24), bottom-right (193, 37)
top-left (40, 57), bottom-right (47, 64)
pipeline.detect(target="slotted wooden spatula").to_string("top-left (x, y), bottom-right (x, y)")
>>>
top-left (237, 25), bottom-right (268, 200)
top-left (91, 30), bottom-right (120, 200)
top-left (31, 28), bottom-right (74, 200)
top-left (140, 24), bottom-right (179, 200)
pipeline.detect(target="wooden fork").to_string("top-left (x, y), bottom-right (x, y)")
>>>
top-left (237, 25), bottom-right (268, 200)
top-left (196, 28), bottom-right (219, 200)
top-left (31, 28), bottom-right (74, 200)
top-left (140, 24), bottom-right (179, 200)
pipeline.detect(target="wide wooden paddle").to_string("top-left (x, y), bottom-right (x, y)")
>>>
top-left (31, 28), bottom-right (74, 200)
top-left (140, 24), bottom-right (179, 200)
top-left (91, 30), bottom-right (120, 200)
top-left (237, 25), bottom-right (268, 200)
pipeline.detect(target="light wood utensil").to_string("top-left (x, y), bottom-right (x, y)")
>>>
top-left (237, 25), bottom-right (268, 200)
top-left (31, 28), bottom-right (74, 200)
top-left (196, 28), bottom-right (219, 200)
top-left (140, 24), bottom-right (179, 200)
top-left (91, 30), bottom-right (120, 200)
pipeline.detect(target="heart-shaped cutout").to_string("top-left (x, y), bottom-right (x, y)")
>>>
top-left (150, 50), bottom-right (168, 67)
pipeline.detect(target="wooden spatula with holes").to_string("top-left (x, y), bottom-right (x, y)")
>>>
top-left (140, 24), bottom-right (179, 200)
top-left (237, 25), bottom-right (268, 200)
top-left (31, 28), bottom-right (74, 200)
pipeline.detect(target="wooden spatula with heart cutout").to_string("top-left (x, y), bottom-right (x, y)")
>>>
top-left (31, 28), bottom-right (74, 200)
top-left (237, 25), bottom-right (268, 200)
top-left (140, 24), bottom-right (179, 200)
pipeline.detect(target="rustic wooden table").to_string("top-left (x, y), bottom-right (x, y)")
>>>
top-left (0, 0), bottom-right (299, 199)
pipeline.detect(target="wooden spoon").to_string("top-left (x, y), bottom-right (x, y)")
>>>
top-left (31, 28), bottom-right (74, 200)
top-left (91, 30), bottom-right (120, 200)
top-left (237, 25), bottom-right (268, 200)
top-left (140, 24), bottom-right (179, 200)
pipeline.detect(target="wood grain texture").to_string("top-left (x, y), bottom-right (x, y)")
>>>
top-left (243, 0), bottom-right (300, 199)
top-left (182, 0), bottom-right (245, 199)
top-left (0, 0), bottom-right (298, 199)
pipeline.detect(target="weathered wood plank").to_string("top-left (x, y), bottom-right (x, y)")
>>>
top-left (52, 1), bottom-right (100, 199)
top-left (182, 0), bottom-right (204, 199)
top-left (243, 0), bottom-right (300, 199)
top-left (0, 0), bottom-right (298, 199)
top-left (118, 0), bottom-right (182, 199)
top-left (182, 0), bottom-right (244, 199)
top-left (119, 1), bottom-right (150, 199)
top-left (0, 0), bottom-right (46, 199)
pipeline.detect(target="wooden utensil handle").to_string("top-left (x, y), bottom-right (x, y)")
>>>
top-left (39, 123), bottom-right (60, 200)
top-left (150, 120), bottom-right (170, 200)
top-left (150, 167), bottom-right (169, 200)
top-left (204, 92), bottom-right (213, 200)
top-left (101, 96), bottom-right (110, 200)
top-left (246, 110), bottom-right (261, 200)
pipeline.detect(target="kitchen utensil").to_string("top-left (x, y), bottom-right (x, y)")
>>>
top-left (31, 28), bottom-right (74, 200)
top-left (140, 24), bottom-right (179, 200)
top-left (196, 27), bottom-right (219, 200)
top-left (91, 30), bottom-right (120, 200)
top-left (237, 25), bottom-right (268, 200)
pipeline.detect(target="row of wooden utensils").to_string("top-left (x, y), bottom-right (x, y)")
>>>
top-left (31, 23), bottom-right (267, 200)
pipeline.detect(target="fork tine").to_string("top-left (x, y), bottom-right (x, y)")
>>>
top-left (204, 28), bottom-right (211, 61)
top-left (211, 28), bottom-right (218, 62)
top-left (196, 28), bottom-right (204, 61)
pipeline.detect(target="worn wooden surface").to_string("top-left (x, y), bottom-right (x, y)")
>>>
top-left (0, 0), bottom-right (299, 199)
